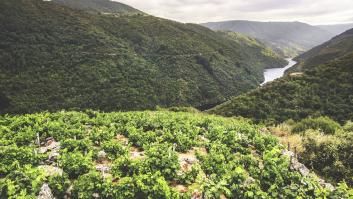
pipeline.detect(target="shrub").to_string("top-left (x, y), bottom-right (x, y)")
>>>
top-left (101, 140), bottom-right (128, 160)
top-left (48, 173), bottom-right (71, 198)
top-left (89, 126), bottom-right (115, 145)
top-left (343, 121), bottom-right (353, 132)
top-left (71, 171), bottom-right (106, 199)
top-left (61, 139), bottom-right (92, 153)
top-left (0, 146), bottom-right (39, 174)
top-left (292, 116), bottom-right (340, 134)
top-left (142, 143), bottom-right (180, 181)
top-left (300, 130), bottom-right (353, 186)
top-left (59, 152), bottom-right (93, 179)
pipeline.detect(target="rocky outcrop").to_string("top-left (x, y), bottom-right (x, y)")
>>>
top-left (282, 150), bottom-right (335, 191)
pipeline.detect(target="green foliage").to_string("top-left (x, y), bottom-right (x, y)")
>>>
top-left (47, 174), bottom-right (71, 198)
top-left (89, 126), bottom-right (115, 145)
top-left (292, 116), bottom-right (341, 134)
top-left (52, 0), bottom-right (143, 15)
top-left (0, 110), bottom-right (351, 197)
top-left (0, 145), bottom-right (39, 174)
top-left (0, 0), bottom-right (286, 114)
top-left (343, 121), bottom-right (353, 132)
top-left (61, 139), bottom-right (92, 153)
top-left (59, 152), bottom-right (93, 179)
top-left (101, 140), bottom-right (128, 160)
top-left (142, 143), bottom-right (180, 181)
top-left (292, 28), bottom-right (353, 72)
top-left (0, 166), bottom-right (46, 198)
top-left (71, 171), bottom-right (106, 199)
top-left (300, 130), bottom-right (353, 186)
top-left (209, 54), bottom-right (353, 124)
top-left (130, 173), bottom-right (177, 199)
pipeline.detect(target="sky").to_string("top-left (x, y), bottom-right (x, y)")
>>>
top-left (116, 0), bottom-right (353, 25)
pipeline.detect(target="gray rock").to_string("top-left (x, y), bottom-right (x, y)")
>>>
top-left (282, 149), bottom-right (335, 190)
top-left (96, 165), bottom-right (111, 173)
top-left (39, 141), bottom-right (60, 154)
top-left (37, 183), bottom-right (55, 199)
top-left (38, 165), bottom-right (63, 176)
top-left (97, 150), bottom-right (107, 162)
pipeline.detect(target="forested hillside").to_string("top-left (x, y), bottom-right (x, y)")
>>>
top-left (1, 111), bottom-right (351, 198)
top-left (292, 28), bottom-right (353, 72)
top-left (208, 54), bottom-right (353, 124)
top-left (0, 0), bottom-right (286, 114)
top-left (52, 0), bottom-right (143, 15)
top-left (202, 20), bottom-right (334, 57)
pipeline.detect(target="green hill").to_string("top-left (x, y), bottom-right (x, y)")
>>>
top-left (291, 28), bottom-right (353, 72)
top-left (0, 110), bottom-right (350, 198)
top-left (52, 0), bottom-right (143, 15)
top-left (208, 54), bottom-right (353, 124)
top-left (202, 20), bottom-right (334, 57)
top-left (0, 0), bottom-right (286, 114)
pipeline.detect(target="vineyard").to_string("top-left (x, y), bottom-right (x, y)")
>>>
top-left (0, 111), bottom-right (351, 198)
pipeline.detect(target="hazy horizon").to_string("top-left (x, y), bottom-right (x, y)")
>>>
top-left (115, 0), bottom-right (353, 25)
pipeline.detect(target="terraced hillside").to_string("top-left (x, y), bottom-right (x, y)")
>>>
top-left (0, 0), bottom-right (286, 114)
top-left (0, 111), bottom-right (350, 198)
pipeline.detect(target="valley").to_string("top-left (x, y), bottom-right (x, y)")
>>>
top-left (0, 0), bottom-right (353, 198)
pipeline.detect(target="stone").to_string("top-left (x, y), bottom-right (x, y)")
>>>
top-left (37, 183), bottom-right (55, 199)
top-left (282, 149), bottom-right (336, 190)
top-left (38, 165), bottom-right (63, 176)
top-left (97, 150), bottom-right (107, 162)
top-left (175, 185), bottom-right (188, 193)
top-left (96, 165), bottom-right (111, 173)
top-left (39, 141), bottom-right (60, 154)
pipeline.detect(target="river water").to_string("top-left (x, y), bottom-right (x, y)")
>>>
top-left (261, 58), bottom-right (297, 86)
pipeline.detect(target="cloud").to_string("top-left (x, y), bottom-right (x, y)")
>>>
top-left (115, 0), bottom-right (353, 24)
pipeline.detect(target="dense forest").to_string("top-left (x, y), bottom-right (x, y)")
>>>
top-left (52, 0), bottom-right (143, 15)
top-left (209, 52), bottom-right (353, 124)
top-left (291, 28), bottom-right (353, 72)
top-left (0, 0), bottom-right (286, 114)
top-left (0, 111), bottom-right (351, 198)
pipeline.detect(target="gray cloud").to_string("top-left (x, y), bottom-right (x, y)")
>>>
top-left (116, 0), bottom-right (353, 24)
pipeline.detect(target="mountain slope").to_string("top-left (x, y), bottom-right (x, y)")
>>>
top-left (52, 0), bottom-right (143, 15)
top-left (202, 20), bottom-right (334, 57)
top-left (292, 28), bottom-right (353, 72)
top-left (208, 54), bottom-right (353, 124)
top-left (0, 0), bottom-right (286, 114)
top-left (317, 23), bottom-right (353, 35)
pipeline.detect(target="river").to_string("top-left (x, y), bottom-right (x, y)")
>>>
top-left (261, 58), bottom-right (297, 86)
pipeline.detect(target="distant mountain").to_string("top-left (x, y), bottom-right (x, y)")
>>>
top-left (0, 0), bottom-right (286, 114)
top-left (52, 0), bottom-right (143, 15)
top-left (209, 30), bottom-right (353, 123)
top-left (292, 28), bottom-right (353, 72)
top-left (317, 23), bottom-right (353, 36)
top-left (202, 20), bottom-right (334, 57)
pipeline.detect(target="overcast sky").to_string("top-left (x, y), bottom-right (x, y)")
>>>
top-left (116, 0), bottom-right (353, 25)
